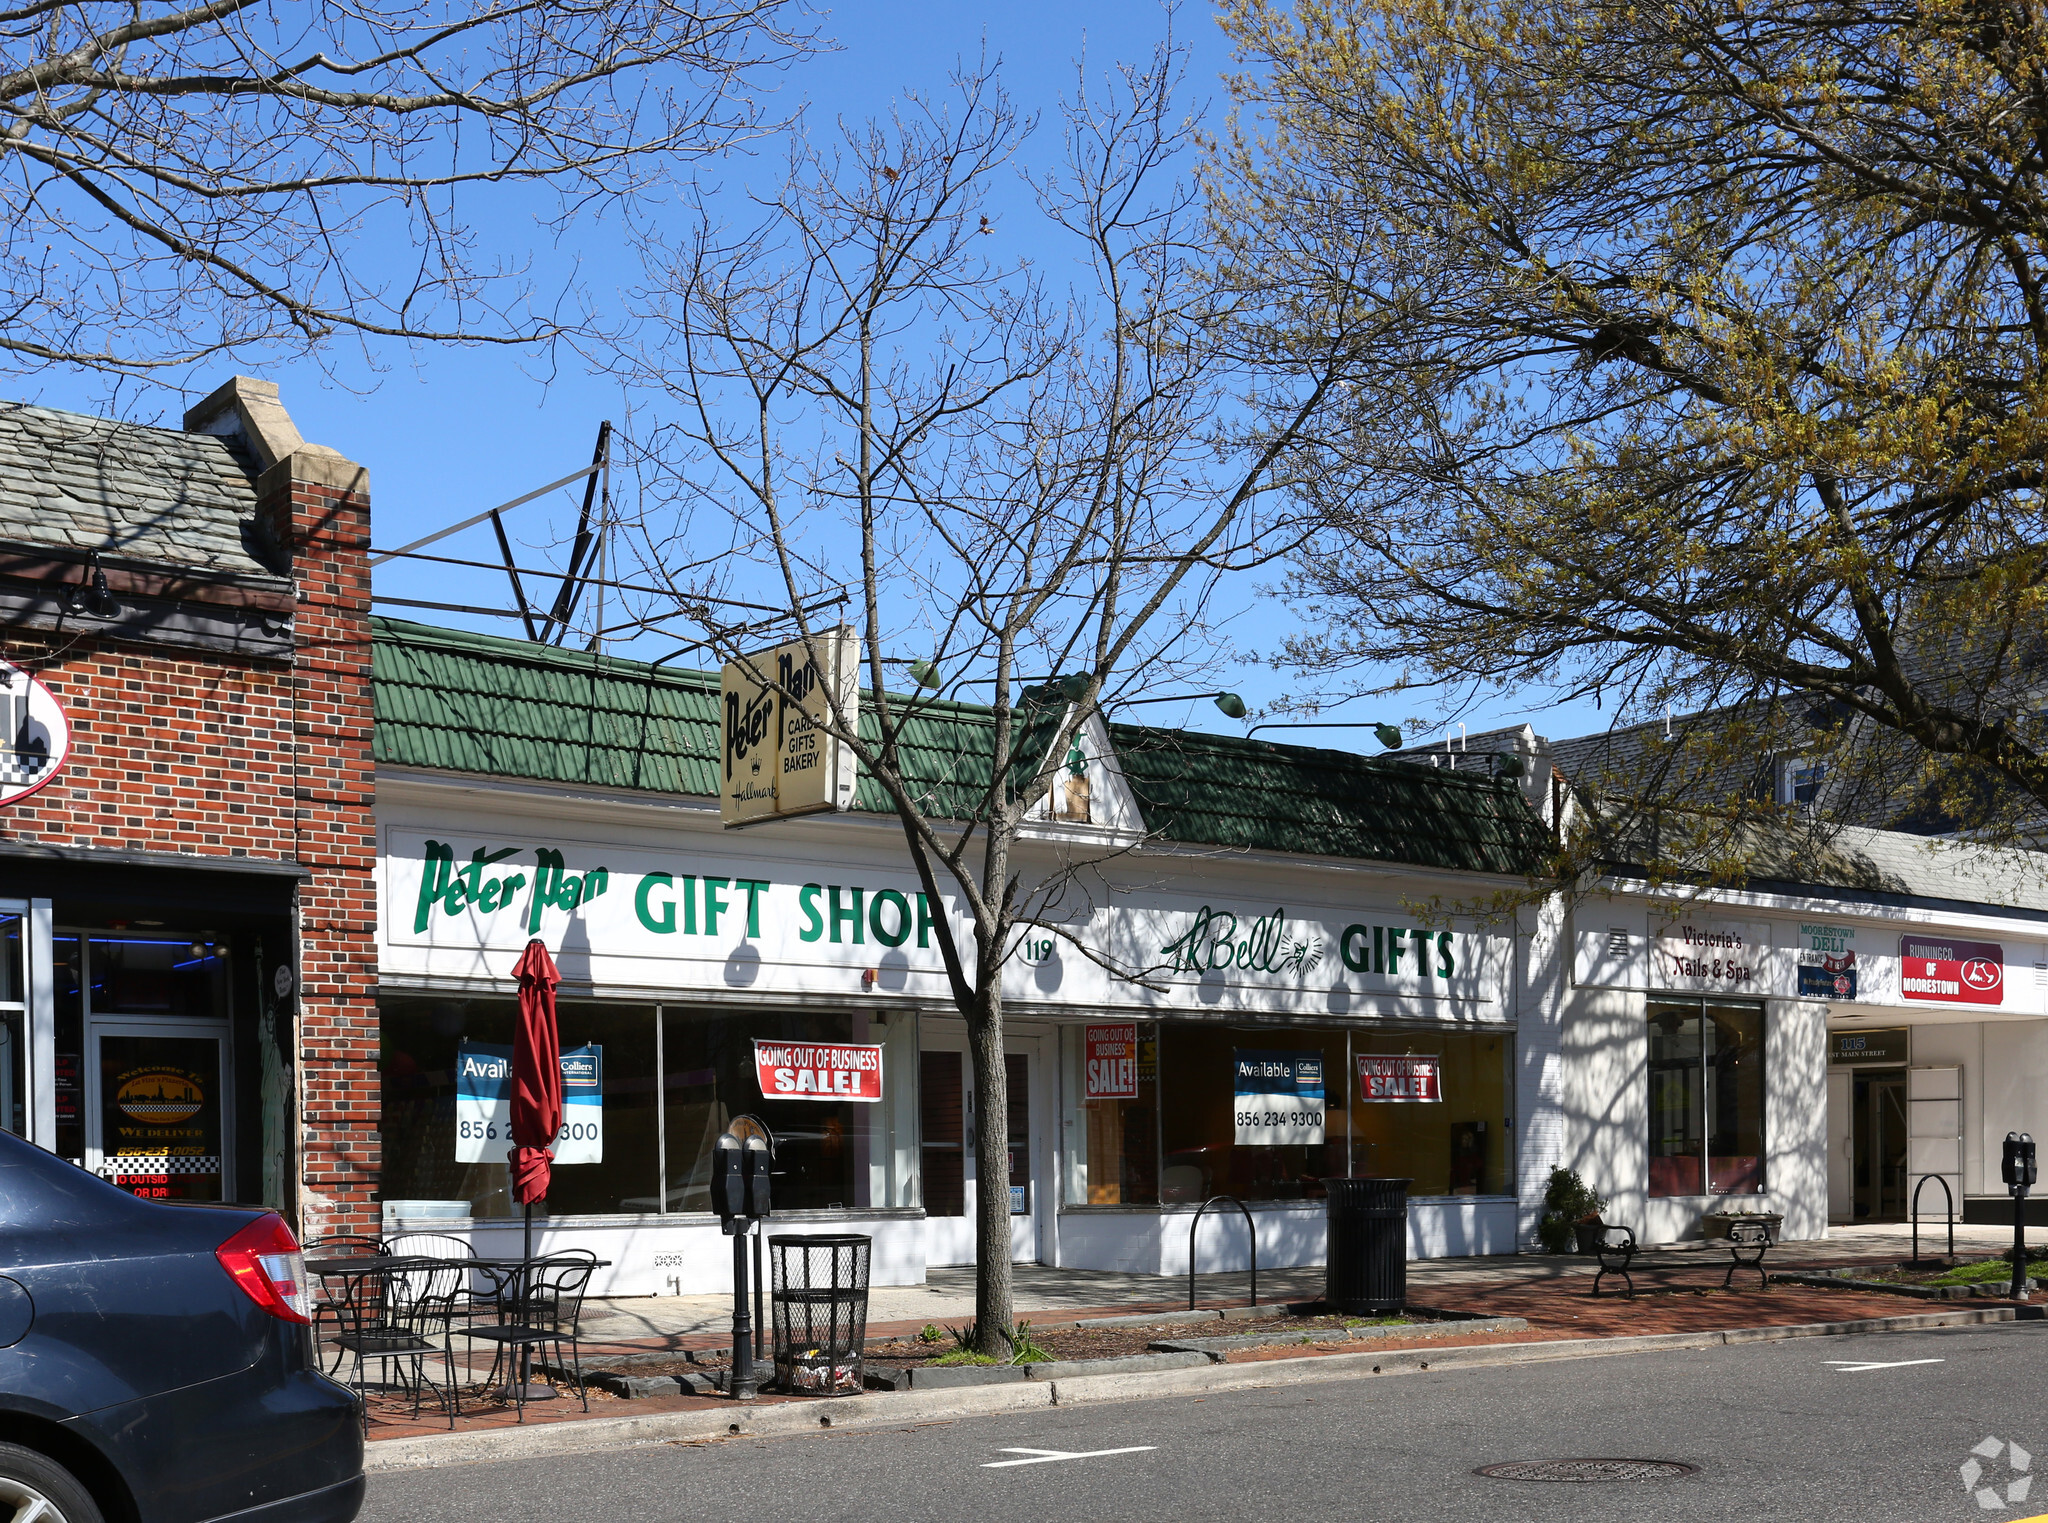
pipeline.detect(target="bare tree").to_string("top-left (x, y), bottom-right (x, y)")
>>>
top-left (0, 0), bottom-right (812, 387)
top-left (611, 45), bottom-right (1357, 1349)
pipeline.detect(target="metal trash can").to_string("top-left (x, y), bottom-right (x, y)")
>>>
top-left (1323, 1177), bottom-right (1410, 1313)
top-left (769, 1234), bottom-right (871, 1395)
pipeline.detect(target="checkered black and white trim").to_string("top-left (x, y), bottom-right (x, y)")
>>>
top-left (104, 1156), bottom-right (221, 1176)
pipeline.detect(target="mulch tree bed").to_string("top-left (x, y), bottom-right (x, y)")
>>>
top-left (602, 1312), bottom-right (1425, 1376)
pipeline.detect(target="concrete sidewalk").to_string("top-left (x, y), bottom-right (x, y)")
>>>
top-left (575, 1220), bottom-right (2020, 1348)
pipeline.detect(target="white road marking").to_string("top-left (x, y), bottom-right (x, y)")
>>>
top-left (982, 1446), bottom-right (1158, 1468)
top-left (1824, 1358), bottom-right (1946, 1372)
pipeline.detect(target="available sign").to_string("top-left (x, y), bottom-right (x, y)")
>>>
top-left (1233, 1050), bottom-right (1325, 1146)
top-left (1085, 1023), bottom-right (1140, 1100)
top-left (754, 1039), bottom-right (883, 1102)
top-left (454, 1041), bottom-right (604, 1164)
top-left (1900, 934), bottom-right (2004, 1005)
top-left (1357, 1054), bottom-right (1443, 1102)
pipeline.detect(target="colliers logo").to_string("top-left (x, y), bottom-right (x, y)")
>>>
top-left (0, 659), bottom-right (67, 807)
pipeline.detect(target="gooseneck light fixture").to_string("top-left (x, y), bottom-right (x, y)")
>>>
top-left (1243, 720), bottom-right (1405, 750)
top-left (1113, 691), bottom-right (1249, 720)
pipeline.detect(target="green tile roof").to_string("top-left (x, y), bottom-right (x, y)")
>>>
top-left (1110, 725), bottom-right (1551, 875)
top-left (373, 617), bottom-right (1549, 875)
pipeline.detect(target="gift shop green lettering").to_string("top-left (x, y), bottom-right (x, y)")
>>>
top-left (414, 841), bottom-right (611, 935)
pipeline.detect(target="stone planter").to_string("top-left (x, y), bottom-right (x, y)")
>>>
top-left (1702, 1211), bottom-right (1782, 1242)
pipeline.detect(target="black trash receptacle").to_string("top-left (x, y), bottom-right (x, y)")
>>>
top-left (1324, 1177), bottom-right (1410, 1313)
top-left (769, 1234), bottom-right (871, 1396)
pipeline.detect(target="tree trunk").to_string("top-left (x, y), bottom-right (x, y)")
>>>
top-left (966, 993), bottom-right (1013, 1357)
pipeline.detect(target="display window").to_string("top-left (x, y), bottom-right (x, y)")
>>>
top-left (1648, 1000), bottom-right (1765, 1196)
top-left (378, 999), bottom-right (917, 1219)
top-left (1062, 1020), bottom-right (1512, 1206)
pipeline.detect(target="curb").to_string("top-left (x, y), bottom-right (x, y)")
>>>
top-left (363, 1303), bottom-right (2024, 1473)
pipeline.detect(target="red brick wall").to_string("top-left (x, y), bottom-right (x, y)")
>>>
top-left (0, 461), bottom-right (378, 1239)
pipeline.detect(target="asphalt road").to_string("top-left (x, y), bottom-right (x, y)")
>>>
top-left (362, 1323), bottom-right (2048, 1522)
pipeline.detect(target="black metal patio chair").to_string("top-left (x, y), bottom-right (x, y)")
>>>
top-left (330, 1259), bottom-right (467, 1429)
top-left (455, 1255), bottom-right (596, 1423)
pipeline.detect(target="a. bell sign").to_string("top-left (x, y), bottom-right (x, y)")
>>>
top-left (719, 628), bottom-right (859, 827)
top-left (0, 659), bottom-right (67, 807)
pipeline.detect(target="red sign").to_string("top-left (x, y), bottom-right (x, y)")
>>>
top-left (753, 1040), bottom-right (884, 1102)
top-left (1357, 1054), bottom-right (1443, 1102)
top-left (1900, 935), bottom-right (2005, 1006)
top-left (1085, 1023), bottom-right (1140, 1100)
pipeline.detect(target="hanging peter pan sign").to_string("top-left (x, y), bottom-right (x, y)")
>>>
top-left (0, 658), bottom-right (68, 806)
top-left (1233, 1050), bottom-right (1325, 1146)
top-left (454, 1041), bottom-right (604, 1163)
top-left (719, 628), bottom-right (860, 827)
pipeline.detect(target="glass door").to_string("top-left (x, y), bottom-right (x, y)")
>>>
top-left (88, 1024), bottom-right (230, 1202)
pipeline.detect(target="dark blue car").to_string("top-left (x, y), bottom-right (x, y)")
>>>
top-left (0, 1130), bottom-right (363, 1523)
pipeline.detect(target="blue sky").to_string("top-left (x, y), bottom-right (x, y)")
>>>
top-left (24, 2), bottom-right (1604, 754)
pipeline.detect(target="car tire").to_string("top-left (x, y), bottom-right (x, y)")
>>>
top-left (0, 1441), bottom-right (104, 1523)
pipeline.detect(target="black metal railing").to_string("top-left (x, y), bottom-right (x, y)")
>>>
top-left (1188, 1194), bottom-right (1257, 1311)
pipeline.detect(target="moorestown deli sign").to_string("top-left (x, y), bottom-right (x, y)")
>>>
top-left (381, 829), bottom-right (1506, 1014)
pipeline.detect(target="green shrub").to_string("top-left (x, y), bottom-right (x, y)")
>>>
top-left (1536, 1166), bottom-right (1606, 1253)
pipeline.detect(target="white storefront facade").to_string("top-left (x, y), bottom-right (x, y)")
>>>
top-left (1539, 835), bottom-right (2048, 1246)
top-left (373, 753), bottom-right (1534, 1297)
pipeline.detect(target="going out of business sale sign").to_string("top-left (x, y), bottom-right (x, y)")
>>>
top-left (1233, 1050), bottom-right (1325, 1146)
top-left (754, 1039), bottom-right (883, 1102)
top-left (1085, 1023), bottom-right (1140, 1100)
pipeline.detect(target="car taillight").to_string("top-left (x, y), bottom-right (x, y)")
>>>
top-left (215, 1213), bottom-right (311, 1324)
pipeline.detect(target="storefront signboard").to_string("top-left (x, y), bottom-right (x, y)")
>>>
top-left (1796, 921), bottom-right (1859, 1000)
top-left (454, 1041), bottom-right (604, 1163)
top-left (1901, 934), bottom-right (2005, 1005)
top-left (1653, 918), bottom-right (1770, 991)
top-left (1829, 1027), bottom-right (1909, 1066)
top-left (1232, 1050), bottom-right (1325, 1145)
top-left (719, 628), bottom-right (859, 827)
top-left (754, 1039), bottom-right (884, 1102)
top-left (384, 826), bottom-right (1508, 1017)
top-left (1085, 1023), bottom-right (1140, 1099)
top-left (0, 658), bottom-right (68, 807)
top-left (1356, 1054), bottom-right (1443, 1102)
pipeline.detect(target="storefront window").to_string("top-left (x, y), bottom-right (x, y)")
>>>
top-left (1070, 1021), bottom-right (1511, 1206)
top-left (1158, 1025), bottom-right (1346, 1203)
top-left (921, 1051), bottom-right (965, 1215)
top-left (1349, 1030), bottom-right (1509, 1196)
top-left (380, 998), bottom-right (661, 1219)
top-left (1060, 1023), bottom-right (1159, 1205)
top-left (663, 1008), bottom-right (916, 1213)
top-left (53, 935), bottom-right (82, 1164)
top-left (88, 935), bottom-right (226, 1017)
top-left (380, 999), bottom-right (917, 1219)
top-left (1649, 1000), bottom-right (1765, 1196)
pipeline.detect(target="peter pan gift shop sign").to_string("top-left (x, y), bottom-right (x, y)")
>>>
top-left (388, 831), bottom-right (1498, 1008)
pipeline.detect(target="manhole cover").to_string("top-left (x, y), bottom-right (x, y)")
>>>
top-left (1477, 1459), bottom-right (1700, 1483)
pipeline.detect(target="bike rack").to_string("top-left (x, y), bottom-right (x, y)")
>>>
top-left (1188, 1194), bottom-right (1257, 1311)
top-left (1911, 1173), bottom-right (1955, 1264)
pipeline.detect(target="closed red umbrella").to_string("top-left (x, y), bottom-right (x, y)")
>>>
top-left (510, 939), bottom-right (562, 1231)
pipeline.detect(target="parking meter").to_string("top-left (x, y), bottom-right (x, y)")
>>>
top-left (2004, 1132), bottom-right (2037, 1195)
top-left (2004, 1132), bottom-right (2037, 1301)
top-left (710, 1132), bottom-right (746, 1221)
top-left (743, 1135), bottom-right (773, 1218)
